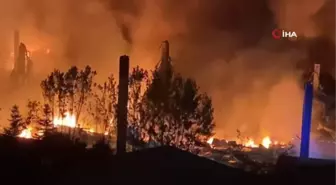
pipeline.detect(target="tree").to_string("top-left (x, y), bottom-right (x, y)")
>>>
top-left (37, 104), bottom-right (55, 137)
top-left (127, 67), bottom-right (150, 148)
top-left (53, 70), bottom-right (67, 123)
top-left (128, 66), bottom-right (215, 151)
top-left (73, 66), bottom-right (96, 125)
top-left (41, 71), bottom-right (57, 120)
top-left (64, 66), bottom-right (79, 116)
top-left (25, 100), bottom-right (41, 127)
top-left (4, 105), bottom-right (24, 137)
top-left (88, 74), bottom-right (117, 141)
top-left (40, 66), bottom-right (96, 137)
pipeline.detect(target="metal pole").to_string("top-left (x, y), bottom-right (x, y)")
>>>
top-left (116, 55), bottom-right (129, 155)
top-left (300, 82), bottom-right (313, 158)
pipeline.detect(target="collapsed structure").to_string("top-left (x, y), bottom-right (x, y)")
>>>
top-left (11, 30), bottom-right (33, 86)
top-left (157, 40), bottom-right (172, 81)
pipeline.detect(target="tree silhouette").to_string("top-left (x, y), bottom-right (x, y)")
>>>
top-left (73, 66), bottom-right (96, 125)
top-left (4, 105), bottom-right (24, 137)
top-left (41, 72), bottom-right (57, 120)
top-left (40, 66), bottom-right (96, 137)
top-left (54, 69), bottom-right (67, 122)
top-left (128, 66), bottom-right (215, 151)
top-left (37, 104), bottom-right (55, 138)
top-left (25, 100), bottom-right (41, 127)
top-left (8, 63), bottom-right (215, 151)
top-left (127, 66), bottom-right (150, 148)
top-left (88, 74), bottom-right (117, 141)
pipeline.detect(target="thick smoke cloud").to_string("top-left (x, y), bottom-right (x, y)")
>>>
top-left (0, 0), bottom-right (334, 141)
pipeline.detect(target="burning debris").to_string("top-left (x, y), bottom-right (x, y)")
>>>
top-left (207, 136), bottom-right (288, 150)
top-left (201, 135), bottom-right (295, 173)
top-left (18, 127), bottom-right (32, 139)
top-left (17, 111), bottom-right (113, 141)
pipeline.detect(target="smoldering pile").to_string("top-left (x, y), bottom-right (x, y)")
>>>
top-left (198, 137), bottom-right (295, 173)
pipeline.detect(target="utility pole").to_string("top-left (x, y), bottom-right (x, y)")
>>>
top-left (300, 64), bottom-right (320, 158)
top-left (116, 55), bottom-right (129, 155)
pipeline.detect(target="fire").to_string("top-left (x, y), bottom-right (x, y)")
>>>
top-left (53, 112), bottom-right (98, 134)
top-left (243, 138), bottom-right (259, 148)
top-left (18, 128), bottom-right (32, 139)
top-left (53, 112), bottom-right (76, 128)
top-left (207, 135), bottom-right (283, 149)
top-left (207, 137), bottom-right (214, 145)
top-left (261, 136), bottom-right (272, 149)
top-left (16, 112), bottom-right (100, 139)
top-left (242, 137), bottom-right (273, 148)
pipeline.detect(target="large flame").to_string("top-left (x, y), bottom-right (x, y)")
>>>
top-left (18, 128), bottom-right (32, 139)
top-left (16, 111), bottom-right (107, 139)
top-left (243, 138), bottom-right (259, 148)
top-left (53, 112), bottom-right (76, 128)
top-left (261, 136), bottom-right (272, 149)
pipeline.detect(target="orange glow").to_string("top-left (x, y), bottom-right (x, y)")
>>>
top-left (18, 128), bottom-right (32, 139)
top-left (208, 136), bottom-right (284, 149)
top-left (243, 138), bottom-right (259, 148)
top-left (207, 137), bottom-right (214, 145)
top-left (53, 112), bottom-right (76, 128)
top-left (261, 136), bottom-right (272, 149)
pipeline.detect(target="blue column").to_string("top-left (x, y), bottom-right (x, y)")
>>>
top-left (300, 82), bottom-right (314, 158)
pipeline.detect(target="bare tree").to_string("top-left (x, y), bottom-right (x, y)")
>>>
top-left (41, 73), bottom-right (57, 120)
top-left (64, 66), bottom-right (79, 116)
top-left (127, 66), bottom-right (150, 148)
top-left (40, 66), bottom-right (96, 138)
top-left (89, 74), bottom-right (117, 141)
top-left (25, 100), bottom-right (41, 127)
top-left (37, 104), bottom-right (55, 138)
top-left (73, 66), bottom-right (96, 127)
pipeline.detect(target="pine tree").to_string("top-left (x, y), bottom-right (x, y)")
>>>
top-left (4, 105), bottom-right (23, 137)
top-left (37, 104), bottom-right (55, 137)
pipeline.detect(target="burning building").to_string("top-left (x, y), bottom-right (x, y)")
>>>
top-left (11, 30), bottom-right (33, 86)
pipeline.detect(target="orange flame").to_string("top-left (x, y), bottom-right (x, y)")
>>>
top-left (208, 135), bottom-right (281, 149)
top-left (53, 112), bottom-right (76, 128)
top-left (243, 138), bottom-right (259, 148)
top-left (18, 128), bottom-right (32, 139)
top-left (207, 137), bottom-right (214, 145)
top-left (261, 136), bottom-right (272, 149)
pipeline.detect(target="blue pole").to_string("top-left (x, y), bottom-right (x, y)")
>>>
top-left (300, 82), bottom-right (314, 158)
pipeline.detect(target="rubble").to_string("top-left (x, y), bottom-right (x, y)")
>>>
top-left (199, 138), bottom-right (295, 173)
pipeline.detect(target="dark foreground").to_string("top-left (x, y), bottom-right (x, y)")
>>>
top-left (0, 136), bottom-right (334, 185)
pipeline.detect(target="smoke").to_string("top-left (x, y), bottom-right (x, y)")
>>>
top-left (269, 0), bottom-right (327, 37)
top-left (0, 0), bottom-right (334, 141)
